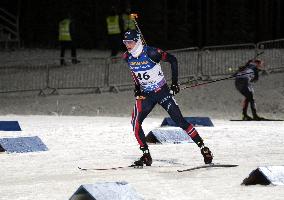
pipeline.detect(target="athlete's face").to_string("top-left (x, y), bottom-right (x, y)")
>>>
top-left (123, 40), bottom-right (136, 51)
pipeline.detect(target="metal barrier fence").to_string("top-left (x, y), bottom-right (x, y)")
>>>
top-left (0, 39), bottom-right (283, 94)
top-left (107, 58), bottom-right (133, 88)
top-left (48, 58), bottom-right (106, 90)
top-left (0, 64), bottom-right (47, 93)
top-left (0, 58), bottom-right (107, 93)
top-left (257, 39), bottom-right (284, 72)
top-left (200, 43), bottom-right (256, 76)
top-left (166, 47), bottom-right (200, 81)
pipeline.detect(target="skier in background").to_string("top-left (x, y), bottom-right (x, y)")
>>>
top-left (234, 59), bottom-right (264, 120)
top-left (122, 29), bottom-right (213, 166)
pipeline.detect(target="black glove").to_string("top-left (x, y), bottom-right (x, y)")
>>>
top-left (170, 82), bottom-right (180, 95)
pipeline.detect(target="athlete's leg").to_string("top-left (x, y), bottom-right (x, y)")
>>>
top-left (131, 97), bottom-right (156, 146)
top-left (245, 86), bottom-right (261, 119)
top-left (239, 86), bottom-right (257, 119)
top-left (159, 94), bottom-right (213, 164)
top-left (159, 95), bottom-right (204, 146)
top-left (236, 79), bottom-right (253, 119)
top-left (242, 98), bottom-right (249, 116)
top-left (154, 85), bottom-right (212, 164)
top-left (131, 97), bottom-right (156, 166)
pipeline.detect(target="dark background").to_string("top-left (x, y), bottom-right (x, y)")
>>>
top-left (1, 0), bottom-right (284, 49)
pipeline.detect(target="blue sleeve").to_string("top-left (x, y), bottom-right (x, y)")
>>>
top-left (146, 46), bottom-right (178, 84)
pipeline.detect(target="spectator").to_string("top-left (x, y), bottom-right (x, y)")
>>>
top-left (58, 14), bottom-right (80, 66)
top-left (106, 6), bottom-right (123, 57)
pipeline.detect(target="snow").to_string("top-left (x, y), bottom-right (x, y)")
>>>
top-left (70, 182), bottom-right (144, 200)
top-left (0, 49), bottom-right (284, 200)
top-left (0, 116), bottom-right (284, 200)
top-left (258, 166), bottom-right (284, 186)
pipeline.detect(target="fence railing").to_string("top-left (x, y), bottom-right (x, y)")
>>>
top-left (0, 39), bottom-right (284, 94)
top-left (257, 39), bottom-right (284, 72)
top-left (200, 43), bottom-right (257, 76)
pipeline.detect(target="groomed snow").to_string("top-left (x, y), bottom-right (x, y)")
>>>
top-left (0, 116), bottom-right (284, 200)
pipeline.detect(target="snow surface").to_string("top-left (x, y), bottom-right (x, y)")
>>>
top-left (258, 166), bottom-right (284, 186)
top-left (0, 116), bottom-right (284, 200)
top-left (0, 49), bottom-right (284, 200)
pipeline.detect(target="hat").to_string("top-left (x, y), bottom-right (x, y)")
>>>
top-left (123, 30), bottom-right (140, 42)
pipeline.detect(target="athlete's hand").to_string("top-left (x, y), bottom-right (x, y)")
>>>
top-left (170, 82), bottom-right (180, 95)
top-left (134, 89), bottom-right (146, 100)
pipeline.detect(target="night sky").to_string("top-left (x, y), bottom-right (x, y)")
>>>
top-left (1, 0), bottom-right (284, 49)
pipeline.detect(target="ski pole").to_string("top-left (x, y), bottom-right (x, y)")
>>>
top-left (186, 51), bottom-right (265, 90)
top-left (180, 72), bottom-right (253, 91)
top-left (180, 76), bottom-right (235, 90)
top-left (130, 13), bottom-right (147, 45)
top-left (254, 51), bottom-right (264, 60)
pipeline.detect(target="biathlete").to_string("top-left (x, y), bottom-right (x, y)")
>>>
top-left (234, 59), bottom-right (264, 120)
top-left (122, 30), bottom-right (213, 166)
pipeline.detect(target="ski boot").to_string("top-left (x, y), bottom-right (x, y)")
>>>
top-left (252, 115), bottom-right (265, 121)
top-left (200, 146), bottom-right (213, 164)
top-left (190, 133), bottom-right (213, 164)
top-left (242, 113), bottom-right (252, 121)
top-left (252, 109), bottom-right (265, 121)
top-left (133, 148), bottom-right (152, 167)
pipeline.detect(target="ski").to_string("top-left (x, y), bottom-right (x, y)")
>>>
top-left (78, 158), bottom-right (188, 171)
top-left (230, 119), bottom-right (283, 121)
top-left (177, 163), bottom-right (238, 172)
top-left (78, 165), bottom-right (142, 171)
